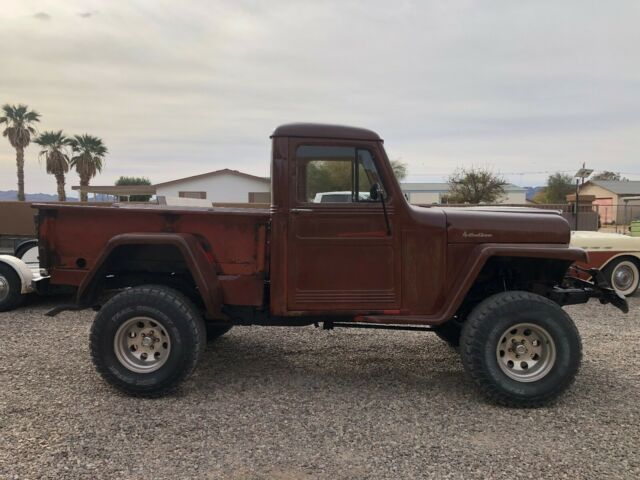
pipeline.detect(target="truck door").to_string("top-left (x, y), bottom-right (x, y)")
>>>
top-left (287, 142), bottom-right (400, 312)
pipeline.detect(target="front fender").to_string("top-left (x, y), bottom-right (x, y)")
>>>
top-left (0, 255), bottom-right (34, 294)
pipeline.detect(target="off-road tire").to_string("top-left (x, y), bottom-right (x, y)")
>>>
top-left (0, 264), bottom-right (25, 312)
top-left (205, 323), bottom-right (232, 342)
top-left (90, 285), bottom-right (206, 397)
top-left (460, 291), bottom-right (582, 408)
top-left (434, 320), bottom-right (462, 348)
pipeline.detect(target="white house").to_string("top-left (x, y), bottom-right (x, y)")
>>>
top-left (154, 169), bottom-right (270, 203)
top-left (400, 182), bottom-right (527, 205)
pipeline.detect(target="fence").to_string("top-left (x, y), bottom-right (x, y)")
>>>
top-left (595, 203), bottom-right (640, 230)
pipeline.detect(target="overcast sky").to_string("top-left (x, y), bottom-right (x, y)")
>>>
top-left (1, 0), bottom-right (639, 195)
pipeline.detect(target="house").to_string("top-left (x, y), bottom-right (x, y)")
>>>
top-left (154, 169), bottom-right (270, 203)
top-left (578, 180), bottom-right (640, 224)
top-left (75, 169), bottom-right (271, 204)
top-left (400, 182), bottom-right (527, 205)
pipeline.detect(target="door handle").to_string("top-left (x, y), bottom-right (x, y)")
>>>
top-left (290, 208), bottom-right (313, 213)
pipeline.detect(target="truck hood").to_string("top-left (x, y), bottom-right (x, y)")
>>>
top-left (443, 207), bottom-right (570, 244)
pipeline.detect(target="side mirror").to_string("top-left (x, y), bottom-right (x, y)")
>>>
top-left (370, 183), bottom-right (383, 201)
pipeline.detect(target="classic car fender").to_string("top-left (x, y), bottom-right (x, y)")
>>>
top-left (0, 255), bottom-right (34, 294)
top-left (76, 232), bottom-right (222, 317)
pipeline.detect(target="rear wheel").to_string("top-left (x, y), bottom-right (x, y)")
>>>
top-left (460, 291), bottom-right (581, 407)
top-left (14, 240), bottom-right (38, 260)
top-left (0, 264), bottom-right (25, 312)
top-left (603, 257), bottom-right (639, 297)
top-left (90, 285), bottom-right (206, 397)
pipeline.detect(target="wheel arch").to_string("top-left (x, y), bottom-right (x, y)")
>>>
top-left (77, 233), bottom-right (222, 317)
top-left (0, 255), bottom-right (34, 294)
top-left (599, 252), bottom-right (640, 270)
top-left (449, 245), bottom-right (587, 322)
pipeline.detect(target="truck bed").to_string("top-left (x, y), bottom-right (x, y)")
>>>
top-left (33, 203), bottom-right (270, 305)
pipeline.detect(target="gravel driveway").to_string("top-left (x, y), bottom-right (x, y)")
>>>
top-left (1, 296), bottom-right (638, 479)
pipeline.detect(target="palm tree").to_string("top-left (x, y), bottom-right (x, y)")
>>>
top-left (35, 130), bottom-right (71, 201)
top-left (69, 134), bottom-right (107, 202)
top-left (0, 104), bottom-right (41, 201)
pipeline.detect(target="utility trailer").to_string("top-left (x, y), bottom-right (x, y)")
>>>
top-left (28, 123), bottom-right (627, 407)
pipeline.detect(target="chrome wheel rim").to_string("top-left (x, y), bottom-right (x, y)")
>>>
top-left (612, 263), bottom-right (635, 292)
top-left (496, 323), bottom-right (556, 382)
top-left (0, 275), bottom-right (9, 303)
top-left (114, 317), bottom-right (171, 373)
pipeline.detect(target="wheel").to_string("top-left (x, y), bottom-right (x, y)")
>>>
top-left (0, 264), bottom-right (25, 312)
top-left (205, 322), bottom-right (232, 342)
top-left (433, 319), bottom-right (462, 347)
top-left (603, 257), bottom-right (639, 297)
top-left (460, 291), bottom-right (582, 407)
top-left (14, 240), bottom-right (38, 260)
top-left (90, 285), bottom-right (206, 397)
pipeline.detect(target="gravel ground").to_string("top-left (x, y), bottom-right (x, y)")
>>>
top-left (1, 296), bottom-right (639, 479)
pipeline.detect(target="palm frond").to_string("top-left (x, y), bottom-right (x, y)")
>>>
top-left (69, 133), bottom-right (107, 179)
top-left (0, 104), bottom-right (40, 148)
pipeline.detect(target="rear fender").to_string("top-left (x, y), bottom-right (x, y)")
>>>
top-left (77, 233), bottom-right (222, 317)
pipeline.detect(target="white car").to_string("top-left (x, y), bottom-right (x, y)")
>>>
top-left (312, 191), bottom-right (371, 203)
top-left (571, 231), bottom-right (640, 296)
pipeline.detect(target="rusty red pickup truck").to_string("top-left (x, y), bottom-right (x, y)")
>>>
top-left (30, 123), bottom-right (627, 407)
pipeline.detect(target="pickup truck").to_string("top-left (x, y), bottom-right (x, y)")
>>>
top-left (27, 123), bottom-right (627, 407)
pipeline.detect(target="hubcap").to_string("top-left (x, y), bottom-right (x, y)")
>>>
top-left (114, 317), bottom-right (171, 373)
top-left (0, 275), bottom-right (9, 303)
top-left (496, 323), bottom-right (556, 382)
top-left (613, 264), bottom-right (634, 291)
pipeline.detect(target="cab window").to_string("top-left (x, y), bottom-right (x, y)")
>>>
top-left (296, 146), bottom-right (384, 203)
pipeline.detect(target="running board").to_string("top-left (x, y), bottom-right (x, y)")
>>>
top-left (324, 322), bottom-right (435, 332)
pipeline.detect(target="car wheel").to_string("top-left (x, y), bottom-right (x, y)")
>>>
top-left (460, 291), bottom-right (582, 408)
top-left (90, 285), bottom-right (206, 397)
top-left (14, 240), bottom-right (38, 260)
top-left (603, 257), bottom-right (639, 297)
top-left (0, 264), bottom-right (25, 312)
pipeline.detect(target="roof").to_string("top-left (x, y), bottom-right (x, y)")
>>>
top-left (154, 168), bottom-right (269, 187)
top-left (72, 185), bottom-right (157, 195)
top-left (271, 123), bottom-right (381, 141)
top-left (583, 180), bottom-right (640, 195)
top-left (400, 182), bottom-right (526, 192)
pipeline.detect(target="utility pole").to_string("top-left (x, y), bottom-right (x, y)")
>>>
top-left (574, 167), bottom-right (593, 231)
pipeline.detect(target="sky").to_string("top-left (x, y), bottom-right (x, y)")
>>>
top-left (1, 0), bottom-right (639, 196)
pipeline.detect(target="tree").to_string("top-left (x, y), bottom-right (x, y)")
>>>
top-left (115, 176), bottom-right (152, 202)
top-left (34, 130), bottom-right (71, 201)
top-left (0, 104), bottom-right (41, 201)
top-left (591, 171), bottom-right (626, 181)
top-left (543, 172), bottom-right (574, 203)
top-left (446, 167), bottom-right (506, 204)
top-left (390, 159), bottom-right (408, 181)
top-left (69, 134), bottom-right (107, 202)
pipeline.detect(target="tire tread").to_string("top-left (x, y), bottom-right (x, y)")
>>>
top-left (460, 291), bottom-right (582, 408)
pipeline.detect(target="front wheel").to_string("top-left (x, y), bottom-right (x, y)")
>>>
top-left (460, 291), bottom-right (582, 407)
top-left (0, 264), bottom-right (25, 312)
top-left (90, 285), bottom-right (206, 397)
